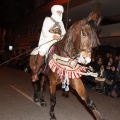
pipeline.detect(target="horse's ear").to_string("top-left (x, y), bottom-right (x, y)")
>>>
top-left (96, 16), bottom-right (102, 26)
top-left (86, 12), bottom-right (93, 22)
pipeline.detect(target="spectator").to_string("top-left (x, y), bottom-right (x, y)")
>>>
top-left (111, 65), bottom-right (120, 98)
top-left (106, 61), bottom-right (112, 77)
top-left (114, 55), bottom-right (119, 68)
top-left (103, 52), bottom-right (110, 67)
top-left (94, 57), bottom-right (103, 72)
top-left (104, 66), bottom-right (117, 96)
top-left (109, 57), bottom-right (114, 66)
top-left (89, 57), bottom-right (96, 71)
top-left (94, 64), bottom-right (106, 94)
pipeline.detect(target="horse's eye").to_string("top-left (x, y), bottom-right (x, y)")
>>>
top-left (82, 31), bottom-right (87, 36)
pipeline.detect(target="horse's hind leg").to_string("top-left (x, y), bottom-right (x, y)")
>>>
top-left (71, 78), bottom-right (104, 120)
top-left (39, 75), bottom-right (47, 107)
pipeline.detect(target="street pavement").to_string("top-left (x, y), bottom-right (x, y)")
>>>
top-left (0, 67), bottom-right (120, 120)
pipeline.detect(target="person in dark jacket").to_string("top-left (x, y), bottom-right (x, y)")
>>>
top-left (94, 57), bottom-right (103, 72)
top-left (104, 66), bottom-right (117, 96)
top-left (110, 66), bottom-right (120, 97)
top-left (94, 64), bottom-right (106, 94)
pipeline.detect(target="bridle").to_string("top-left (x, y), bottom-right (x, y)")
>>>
top-left (73, 49), bottom-right (93, 59)
top-left (62, 44), bottom-right (93, 60)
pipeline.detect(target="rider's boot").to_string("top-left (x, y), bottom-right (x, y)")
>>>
top-left (32, 53), bottom-right (44, 82)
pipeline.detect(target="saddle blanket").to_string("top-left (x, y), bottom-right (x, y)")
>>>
top-left (49, 54), bottom-right (88, 79)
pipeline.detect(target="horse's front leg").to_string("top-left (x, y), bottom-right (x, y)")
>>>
top-left (49, 78), bottom-right (57, 120)
top-left (39, 75), bottom-right (47, 107)
top-left (71, 78), bottom-right (104, 120)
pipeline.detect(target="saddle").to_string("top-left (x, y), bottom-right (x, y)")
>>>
top-left (52, 54), bottom-right (78, 69)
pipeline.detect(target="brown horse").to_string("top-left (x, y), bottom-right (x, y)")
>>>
top-left (30, 13), bottom-right (103, 120)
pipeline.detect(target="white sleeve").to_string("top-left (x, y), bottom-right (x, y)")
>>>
top-left (30, 47), bottom-right (39, 55)
top-left (41, 17), bottom-right (54, 38)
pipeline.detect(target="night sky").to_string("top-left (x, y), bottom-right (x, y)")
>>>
top-left (0, 0), bottom-right (34, 26)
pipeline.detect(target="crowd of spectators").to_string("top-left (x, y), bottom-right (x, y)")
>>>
top-left (83, 53), bottom-right (120, 98)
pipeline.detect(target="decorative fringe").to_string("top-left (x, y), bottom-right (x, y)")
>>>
top-left (49, 58), bottom-right (98, 91)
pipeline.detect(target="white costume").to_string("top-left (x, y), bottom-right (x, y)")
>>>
top-left (31, 5), bottom-right (66, 82)
top-left (38, 5), bottom-right (66, 56)
top-left (30, 47), bottom-right (39, 55)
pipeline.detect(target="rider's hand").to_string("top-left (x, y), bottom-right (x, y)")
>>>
top-left (53, 35), bottom-right (61, 41)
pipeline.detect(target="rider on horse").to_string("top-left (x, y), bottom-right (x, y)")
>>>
top-left (31, 5), bottom-right (66, 82)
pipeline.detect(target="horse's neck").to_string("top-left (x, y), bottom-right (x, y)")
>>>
top-left (54, 24), bottom-right (77, 57)
top-left (54, 39), bottom-right (65, 56)
top-left (55, 34), bottom-right (75, 58)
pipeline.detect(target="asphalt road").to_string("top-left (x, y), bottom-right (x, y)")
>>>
top-left (0, 67), bottom-right (120, 120)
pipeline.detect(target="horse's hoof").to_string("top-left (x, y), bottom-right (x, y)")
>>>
top-left (50, 112), bottom-right (56, 120)
top-left (41, 102), bottom-right (47, 107)
top-left (33, 94), bottom-right (39, 102)
top-left (50, 116), bottom-right (56, 120)
top-left (40, 99), bottom-right (47, 107)
top-left (50, 118), bottom-right (56, 120)
top-left (33, 97), bottom-right (39, 102)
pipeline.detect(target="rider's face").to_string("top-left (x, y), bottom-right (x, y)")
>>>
top-left (56, 11), bottom-right (62, 16)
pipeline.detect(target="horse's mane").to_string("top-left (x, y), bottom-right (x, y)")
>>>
top-left (63, 20), bottom-right (81, 43)
top-left (60, 20), bottom-right (81, 57)
top-left (62, 18), bottom-right (100, 48)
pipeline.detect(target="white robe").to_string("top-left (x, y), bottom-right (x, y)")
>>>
top-left (38, 17), bottom-right (66, 56)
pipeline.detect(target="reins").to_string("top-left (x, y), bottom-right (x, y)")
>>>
top-left (0, 39), bottom-right (58, 66)
top-left (61, 22), bottom-right (93, 60)
top-left (0, 49), bottom-right (32, 66)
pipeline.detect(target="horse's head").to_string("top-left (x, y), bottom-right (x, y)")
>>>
top-left (63, 12), bottom-right (101, 65)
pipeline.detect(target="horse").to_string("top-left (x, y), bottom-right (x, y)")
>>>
top-left (30, 12), bottom-right (103, 120)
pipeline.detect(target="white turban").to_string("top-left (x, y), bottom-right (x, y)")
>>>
top-left (51, 5), bottom-right (64, 13)
top-left (51, 5), bottom-right (64, 22)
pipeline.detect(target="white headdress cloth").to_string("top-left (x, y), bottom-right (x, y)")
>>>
top-left (51, 5), bottom-right (64, 22)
